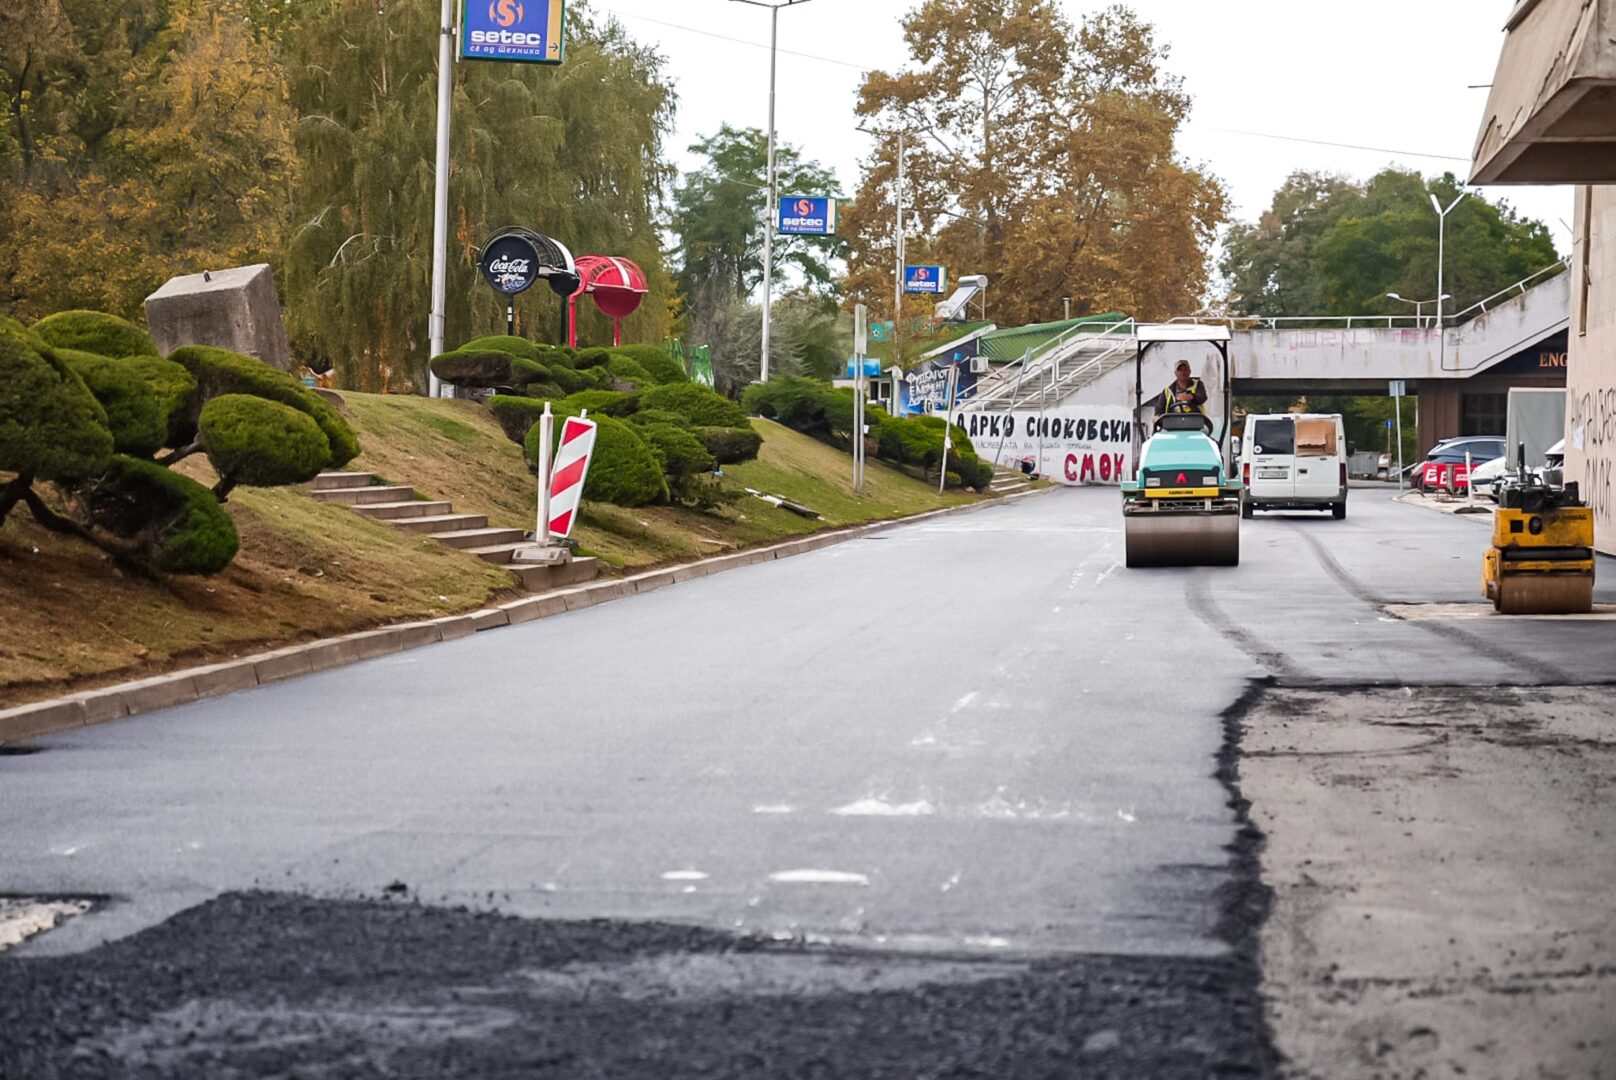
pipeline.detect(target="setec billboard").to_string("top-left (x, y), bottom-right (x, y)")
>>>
top-left (462, 0), bottom-right (566, 64)
top-left (778, 196), bottom-right (837, 236)
top-left (904, 265), bottom-right (946, 294)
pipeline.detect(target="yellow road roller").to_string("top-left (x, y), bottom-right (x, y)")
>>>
top-left (1482, 447), bottom-right (1595, 614)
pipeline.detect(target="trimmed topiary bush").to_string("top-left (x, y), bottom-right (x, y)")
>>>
top-left (0, 334), bottom-right (115, 484)
top-left (638, 382), bottom-right (748, 427)
top-left (524, 407), bottom-right (666, 507)
top-left (613, 344), bottom-right (689, 386)
top-left (458, 335), bottom-right (541, 360)
top-left (117, 355), bottom-right (200, 448)
top-left (699, 425), bottom-right (763, 465)
top-left (0, 314), bottom-right (49, 353)
top-left (488, 394), bottom-right (554, 444)
top-left (32, 310), bottom-right (158, 358)
top-left (81, 455), bottom-right (239, 574)
top-left (171, 345), bottom-right (358, 467)
top-left (559, 389), bottom-right (638, 418)
top-left (58, 349), bottom-right (167, 458)
top-left (605, 352), bottom-right (655, 389)
top-left (430, 346), bottom-right (549, 388)
top-left (574, 347), bottom-right (613, 370)
top-left (638, 422), bottom-right (717, 504)
top-left (627, 408), bottom-right (686, 428)
top-left (199, 394), bottom-right (333, 497)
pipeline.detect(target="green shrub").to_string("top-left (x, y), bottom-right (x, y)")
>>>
top-left (699, 425), bottom-right (763, 465)
top-left (170, 345), bottom-right (358, 466)
top-left (627, 408), bottom-right (686, 428)
top-left (32, 310), bottom-right (158, 358)
top-left (524, 407), bottom-right (666, 507)
top-left (574, 347), bottom-right (613, 370)
top-left (488, 394), bottom-right (553, 444)
top-left (605, 352), bottom-right (655, 388)
top-left (614, 343), bottom-right (689, 386)
top-left (0, 334), bottom-right (114, 482)
top-left (119, 355), bottom-right (200, 447)
top-left (429, 346), bottom-right (548, 388)
top-left (0, 314), bottom-right (48, 352)
top-left (743, 375), bottom-right (836, 433)
top-left (517, 381), bottom-right (565, 401)
top-left (58, 350), bottom-right (167, 458)
top-left (638, 381), bottom-right (748, 427)
top-left (81, 456), bottom-right (239, 574)
top-left (875, 414), bottom-right (986, 488)
top-left (458, 335), bottom-right (540, 360)
top-left (546, 362), bottom-right (608, 395)
top-left (637, 423), bottom-right (717, 504)
top-left (199, 394), bottom-right (332, 493)
top-left (559, 389), bottom-right (638, 417)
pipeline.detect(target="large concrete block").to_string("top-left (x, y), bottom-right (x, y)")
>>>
top-left (144, 263), bottom-right (294, 371)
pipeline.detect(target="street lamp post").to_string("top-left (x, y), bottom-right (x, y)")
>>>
top-left (855, 122), bottom-right (911, 336)
top-left (1430, 188), bottom-right (1468, 371)
top-left (730, 0), bottom-right (815, 383)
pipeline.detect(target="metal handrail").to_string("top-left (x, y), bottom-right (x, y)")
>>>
top-left (1168, 257), bottom-right (1570, 332)
top-left (972, 317), bottom-right (1136, 408)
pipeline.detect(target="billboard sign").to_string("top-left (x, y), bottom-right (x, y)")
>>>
top-left (479, 233), bottom-right (542, 295)
top-left (904, 265), bottom-right (946, 294)
top-left (461, 0), bottom-right (566, 64)
top-left (779, 196), bottom-right (837, 236)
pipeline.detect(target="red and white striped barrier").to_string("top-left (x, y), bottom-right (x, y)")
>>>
top-left (545, 415), bottom-right (597, 540)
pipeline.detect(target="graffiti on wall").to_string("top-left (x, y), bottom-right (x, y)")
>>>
top-left (956, 406), bottom-right (1133, 486)
top-left (1567, 383), bottom-right (1616, 528)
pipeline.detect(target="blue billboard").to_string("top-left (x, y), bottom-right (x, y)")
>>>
top-left (779, 196), bottom-right (838, 236)
top-left (461, 0), bottom-right (566, 64)
top-left (904, 265), bottom-right (946, 294)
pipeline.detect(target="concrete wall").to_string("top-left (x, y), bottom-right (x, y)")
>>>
top-left (1566, 185), bottom-right (1616, 555)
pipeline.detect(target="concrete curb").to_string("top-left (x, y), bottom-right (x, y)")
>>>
top-left (0, 487), bottom-right (1053, 745)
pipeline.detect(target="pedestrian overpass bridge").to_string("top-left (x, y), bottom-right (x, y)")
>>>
top-left (965, 261), bottom-right (1569, 450)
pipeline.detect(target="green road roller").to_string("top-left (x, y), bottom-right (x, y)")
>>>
top-left (1121, 325), bottom-right (1242, 568)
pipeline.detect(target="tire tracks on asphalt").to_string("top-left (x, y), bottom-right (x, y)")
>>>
top-left (1185, 577), bottom-right (1300, 680)
top-left (1285, 525), bottom-right (1572, 684)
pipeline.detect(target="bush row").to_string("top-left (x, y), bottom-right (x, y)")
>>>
top-left (743, 376), bottom-right (993, 490)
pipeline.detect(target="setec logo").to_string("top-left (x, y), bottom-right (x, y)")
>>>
top-left (489, 0), bottom-right (524, 27)
top-left (913, 268), bottom-right (931, 281)
top-left (795, 199), bottom-right (813, 217)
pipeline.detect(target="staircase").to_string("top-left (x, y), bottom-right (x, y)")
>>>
top-left (970, 319), bottom-right (1137, 411)
top-left (988, 464), bottom-right (1032, 495)
top-left (309, 472), bottom-right (598, 592)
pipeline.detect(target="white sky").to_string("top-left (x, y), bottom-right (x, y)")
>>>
top-left (591, 0), bottom-right (1575, 260)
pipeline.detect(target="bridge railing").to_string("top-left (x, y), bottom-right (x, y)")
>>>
top-left (971, 316), bottom-right (1135, 408)
top-left (1168, 257), bottom-right (1570, 332)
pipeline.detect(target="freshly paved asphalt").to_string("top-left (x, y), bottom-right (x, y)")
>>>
top-left (5, 486), bottom-right (1614, 961)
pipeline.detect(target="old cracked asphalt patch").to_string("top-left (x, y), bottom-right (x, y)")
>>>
top-left (0, 891), bottom-right (1278, 1078)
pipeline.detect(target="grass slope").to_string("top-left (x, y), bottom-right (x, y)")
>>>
top-left (1, 395), bottom-right (987, 706)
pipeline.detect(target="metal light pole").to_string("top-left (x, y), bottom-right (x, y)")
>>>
top-left (427, 0), bottom-right (456, 398)
top-left (895, 130), bottom-right (906, 325)
top-left (1431, 188), bottom-right (1467, 370)
top-left (731, 0), bottom-right (815, 383)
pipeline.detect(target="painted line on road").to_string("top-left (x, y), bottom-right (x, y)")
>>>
top-left (1385, 603), bottom-right (1616, 622)
top-left (0, 487), bottom-right (1054, 746)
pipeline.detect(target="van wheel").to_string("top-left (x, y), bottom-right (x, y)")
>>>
top-left (1241, 501), bottom-right (1254, 519)
top-left (1332, 502), bottom-right (1347, 520)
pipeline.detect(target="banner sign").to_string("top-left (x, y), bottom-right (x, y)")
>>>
top-left (904, 359), bottom-right (976, 411)
top-left (904, 265), bottom-right (946, 294)
top-left (462, 0), bottom-right (566, 64)
top-left (480, 233), bottom-right (542, 295)
top-left (779, 196), bottom-right (837, 236)
top-left (956, 406), bottom-right (1134, 486)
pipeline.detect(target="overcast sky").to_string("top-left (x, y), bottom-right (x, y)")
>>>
top-left (589, 0), bottom-right (1573, 275)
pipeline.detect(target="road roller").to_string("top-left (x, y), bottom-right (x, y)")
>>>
top-left (1482, 445), bottom-right (1595, 614)
top-left (1121, 325), bottom-right (1242, 568)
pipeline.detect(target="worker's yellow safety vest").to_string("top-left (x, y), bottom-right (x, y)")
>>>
top-left (1161, 379), bottom-right (1207, 414)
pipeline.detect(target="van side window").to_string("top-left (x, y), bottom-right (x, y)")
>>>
top-left (1294, 418), bottom-right (1338, 456)
top-left (1251, 419), bottom-right (1294, 455)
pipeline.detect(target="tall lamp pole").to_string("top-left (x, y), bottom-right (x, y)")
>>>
top-left (427, 0), bottom-right (456, 398)
top-left (731, 0), bottom-right (816, 383)
top-left (1431, 188), bottom-right (1467, 370)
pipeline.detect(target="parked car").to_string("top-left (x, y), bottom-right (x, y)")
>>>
top-left (1408, 436), bottom-right (1508, 489)
top-left (1468, 438), bottom-right (1566, 501)
top-left (1468, 455), bottom-right (1509, 500)
top-left (1240, 413), bottom-right (1349, 519)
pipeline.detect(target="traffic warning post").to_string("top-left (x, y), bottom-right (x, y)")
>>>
top-left (514, 406), bottom-right (597, 565)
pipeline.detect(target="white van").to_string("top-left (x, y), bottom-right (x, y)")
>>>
top-left (1239, 413), bottom-right (1349, 519)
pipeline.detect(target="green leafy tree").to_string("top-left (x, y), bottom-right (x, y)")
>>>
top-left (282, 2), bottom-right (676, 391)
top-left (671, 124), bottom-right (847, 302)
top-left (1223, 168), bottom-right (1563, 319)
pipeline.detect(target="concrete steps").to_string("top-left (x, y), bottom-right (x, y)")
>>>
top-left (307, 471), bottom-right (598, 594)
top-left (989, 464), bottom-right (1032, 494)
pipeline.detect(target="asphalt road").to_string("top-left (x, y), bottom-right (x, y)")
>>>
top-left (5, 487), bottom-right (1614, 957)
top-left (4, 486), bottom-right (1614, 1076)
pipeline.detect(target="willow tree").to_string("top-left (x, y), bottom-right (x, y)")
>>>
top-left (282, 2), bottom-right (676, 392)
top-left (842, 1), bottom-right (1225, 328)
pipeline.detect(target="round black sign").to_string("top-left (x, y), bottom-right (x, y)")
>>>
top-left (480, 234), bottom-right (541, 295)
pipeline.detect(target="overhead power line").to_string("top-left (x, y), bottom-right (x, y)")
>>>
top-left (600, 5), bottom-right (1473, 164)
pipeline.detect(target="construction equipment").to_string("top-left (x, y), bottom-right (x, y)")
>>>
top-left (1482, 443), bottom-right (1595, 614)
top-left (1121, 326), bottom-right (1242, 567)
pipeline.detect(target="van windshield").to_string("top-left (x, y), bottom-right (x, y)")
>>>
top-left (1250, 419), bottom-right (1294, 456)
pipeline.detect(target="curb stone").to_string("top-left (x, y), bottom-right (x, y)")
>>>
top-left (0, 486), bottom-right (1053, 745)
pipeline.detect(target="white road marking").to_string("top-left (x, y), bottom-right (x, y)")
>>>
top-left (768, 869), bottom-right (870, 885)
top-left (830, 798), bottom-right (936, 817)
top-left (752, 804), bottom-right (794, 815)
top-left (660, 870), bottom-right (709, 881)
top-left (951, 691), bottom-right (980, 713)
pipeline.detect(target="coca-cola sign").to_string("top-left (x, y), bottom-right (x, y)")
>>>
top-left (480, 234), bottom-right (541, 295)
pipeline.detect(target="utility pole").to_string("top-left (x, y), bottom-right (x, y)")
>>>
top-left (1431, 188), bottom-right (1467, 371)
top-left (427, 0), bottom-right (455, 398)
top-left (895, 130), bottom-right (906, 328)
top-left (732, 0), bottom-right (816, 383)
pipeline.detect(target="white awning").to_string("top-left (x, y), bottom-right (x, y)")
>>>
top-left (1136, 324), bottom-right (1232, 344)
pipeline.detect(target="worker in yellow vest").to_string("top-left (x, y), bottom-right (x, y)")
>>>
top-left (1154, 360), bottom-right (1208, 417)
